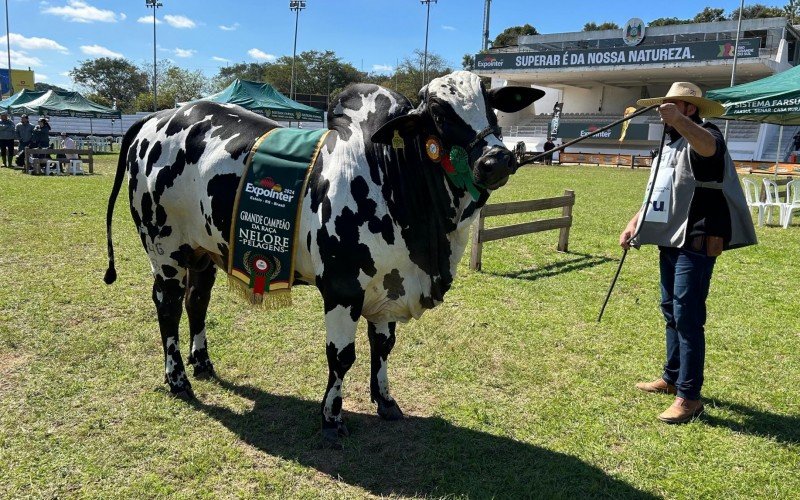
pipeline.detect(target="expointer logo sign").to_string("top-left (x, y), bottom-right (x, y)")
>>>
top-left (476, 55), bottom-right (504, 69)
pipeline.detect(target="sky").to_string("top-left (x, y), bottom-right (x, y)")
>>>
top-left (0, 0), bottom-right (786, 90)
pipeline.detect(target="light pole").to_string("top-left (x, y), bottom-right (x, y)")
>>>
top-left (723, 0), bottom-right (744, 141)
top-left (4, 0), bottom-right (12, 96)
top-left (289, 0), bottom-right (306, 101)
top-left (420, 0), bottom-right (436, 85)
top-left (146, 0), bottom-right (162, 112)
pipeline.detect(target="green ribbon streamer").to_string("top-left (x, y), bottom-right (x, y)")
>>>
top-left (446, 145), bottom-right (481, 201)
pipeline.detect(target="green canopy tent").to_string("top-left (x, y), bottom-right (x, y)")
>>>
top-left (707, 65), bottom-right (800, 169)
top-left (0, 89), bottom-right (52, 110)
top-left (7, 89), bottom-right (121, 119)
top-left (202, 79), bottom-right (324, 122)
top-left (2, 89), bottom-right (121, 136)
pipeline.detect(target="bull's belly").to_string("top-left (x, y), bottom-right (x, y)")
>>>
top-left (293, 251), bottom-right (433, 323)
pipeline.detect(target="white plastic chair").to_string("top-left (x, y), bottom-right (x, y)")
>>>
top-left (782, 179), bottom-right (800, 228)
top-left (742, 178), bottom-right (765, 226)
top-left (762, 178), bottom-right (783, 225)
top-left (68, 159), bottom-right (84, 175)
top-left (44, 160), bottom-right (60, 176)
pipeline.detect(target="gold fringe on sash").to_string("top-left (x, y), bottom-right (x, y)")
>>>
top-left (227, 275), bottom-right (293, 309)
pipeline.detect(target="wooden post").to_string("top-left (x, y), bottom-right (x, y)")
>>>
top-left (557, 189), bottom-right (574, 252)
top-left (88, 148), bottom-right (94, 174)
top-left (470, 207), bottom-right (485, 271)
top-left (24, 147), bottom-right (29, 173)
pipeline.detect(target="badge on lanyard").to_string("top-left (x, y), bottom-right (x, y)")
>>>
top-left (644, 148), bottom-right (675, 223)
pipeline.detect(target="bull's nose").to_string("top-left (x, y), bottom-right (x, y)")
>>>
top-left (478, 147), bottom-right (513, 173)
top-left (475, 147), bottom-right (515, 189)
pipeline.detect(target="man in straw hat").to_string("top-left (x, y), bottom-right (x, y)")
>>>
top-left (619, 82), bottom-right (756, 424)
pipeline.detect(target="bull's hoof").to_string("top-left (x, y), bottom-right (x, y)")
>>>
top-left (377, 399), bottom-right (404, 421)
top-left (321, 420), bottom-right (349, 449)
top-left (171, 387), bottom-right (195, 401)
top-left (321, 428), bottom-right (343, 450)
top-left (192, 362), bottom-right (216, 379)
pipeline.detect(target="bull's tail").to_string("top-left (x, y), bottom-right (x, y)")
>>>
top-left (104, 119), bottom-right (146, 285)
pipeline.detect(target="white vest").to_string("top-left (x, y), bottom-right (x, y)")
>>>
top-left (632, 136), bottom-right (757, 250)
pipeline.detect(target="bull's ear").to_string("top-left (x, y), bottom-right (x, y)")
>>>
top-left (487, 86), bottom-right (545, 113)
top-left (371, 114), bottom-right (425, 144)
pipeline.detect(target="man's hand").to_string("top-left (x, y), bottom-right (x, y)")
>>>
top-left (657, 102), bottom-right (686, 128)
top-left (619, 212), bottom-right (640, 250)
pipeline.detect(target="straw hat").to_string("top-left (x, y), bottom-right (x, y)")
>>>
top-left (637, 82), bottom-right (724, 118)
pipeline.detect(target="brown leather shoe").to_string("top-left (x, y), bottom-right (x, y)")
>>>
top-left (657, 397), bottom-right (704, 424)
top-left (635, 378), bottom-right (677, 395)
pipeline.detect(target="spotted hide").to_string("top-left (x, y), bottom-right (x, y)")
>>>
top-left (104, 71), bottom-right (543, 445)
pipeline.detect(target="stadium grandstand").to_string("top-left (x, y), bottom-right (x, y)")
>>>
top-left (474, 17), bottom-right (800, 161)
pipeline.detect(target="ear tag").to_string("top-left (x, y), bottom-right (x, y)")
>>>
top-left (425, 136), bottom-right (442, 162)
top-left (391, 130), bottom-right (405, 151)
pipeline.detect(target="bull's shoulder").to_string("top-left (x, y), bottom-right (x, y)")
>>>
top-left (327, 84), bottom-right (412, 142)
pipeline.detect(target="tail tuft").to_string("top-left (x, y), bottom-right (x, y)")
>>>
top-left (104, 265), bottom-right (117, 285)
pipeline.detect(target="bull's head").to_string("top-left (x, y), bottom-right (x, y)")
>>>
top-left (372, 71), bottom-right (543, 192)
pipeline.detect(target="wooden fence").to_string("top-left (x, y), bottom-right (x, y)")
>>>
top-left (470, 190), bottom-right (575, 271)
top-left (559, 152), bottom-right (652, 167)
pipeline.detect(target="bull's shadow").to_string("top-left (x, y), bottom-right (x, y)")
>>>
top-left (193, 377), bottom-right (656, 498)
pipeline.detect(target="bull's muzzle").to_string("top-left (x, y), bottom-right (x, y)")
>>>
top-left (475, 146), bottom-right (516, 190)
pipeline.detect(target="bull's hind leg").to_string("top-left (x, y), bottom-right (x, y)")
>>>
top-left (321, 301), bottom-right (361, 445)
top-left (368, 321), bottom-right (403, 420)
top-left (185, 264), bottom-right (217, 379)
top-left (152, 269), bottom-right (193, 399)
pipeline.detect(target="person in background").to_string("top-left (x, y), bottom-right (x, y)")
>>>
top-left (60, 132), bottom-right (78, 160)
top-left (14, 114), bottom-right (34, 154)
top-left (543, 137), bottom-right (556, 165)
top-left (31, 118), bottom-right (51, 149)
top-left (0, 112), bottom-right (15, 168)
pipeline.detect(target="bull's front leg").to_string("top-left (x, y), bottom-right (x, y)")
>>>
top-left (321, 300), bottom-right (360, 446)
top-left (368, 321), bottom-right (403, 420)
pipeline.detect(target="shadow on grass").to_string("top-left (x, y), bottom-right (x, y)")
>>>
top-left (487, 252), bottom-right (615, 282)
top-left (704, 398), bottom-right (800, 445)
top-left (192, 377), bottom-right (657, 498)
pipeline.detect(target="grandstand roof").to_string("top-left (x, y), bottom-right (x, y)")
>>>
top-left (475, 17), bottom-right (799, 88)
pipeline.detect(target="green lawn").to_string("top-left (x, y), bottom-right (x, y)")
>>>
top-left (1, 158), bottom-right (798, 498)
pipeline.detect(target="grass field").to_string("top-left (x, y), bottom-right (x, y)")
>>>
top-left (1, 156), bottom-right (798, 498)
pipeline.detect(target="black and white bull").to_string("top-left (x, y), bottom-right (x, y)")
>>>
top-left (104, 71), bottom-right (542, 444)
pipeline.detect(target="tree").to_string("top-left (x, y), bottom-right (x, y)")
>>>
top-left (33, 82), bottom-right (69, 93)
top-left (138, 60), bottom-right (208, 106)
top-left (262, 50), bottom-right (365, 98)
top-left (648, 17), bottom-right (689, 27)
top-left (492, 24), bottom-right (538, 47)
top-left (583, 21), bottom-right (620, 31)
top-left (693, 7), bottom-right (726, 23)
top-left (210, 50), bottom-right (364, 106)
top-left (212, 62), bottom-right (269, 91)
top-left (786, 0), bottom-right (800, 23)
top-left (462, 54), bottom-right (474, 70)
top-left (69, 58), bottom-right (149, 113)
top-left (369, 50), bottom-right (452, 105)
top-left (730, 4), bottom-right (785, 19)
top-left (131, 91), bottom-right (177, 113)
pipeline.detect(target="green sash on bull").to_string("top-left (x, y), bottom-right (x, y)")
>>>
top-left (227, 127), bottom-right (329, 308)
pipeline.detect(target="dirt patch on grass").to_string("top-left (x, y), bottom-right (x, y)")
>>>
top-left (0, 351), bottom-right (29, 396)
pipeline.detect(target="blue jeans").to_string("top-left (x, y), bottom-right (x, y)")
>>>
top-left (659, 245), bottom-right (716, 400)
